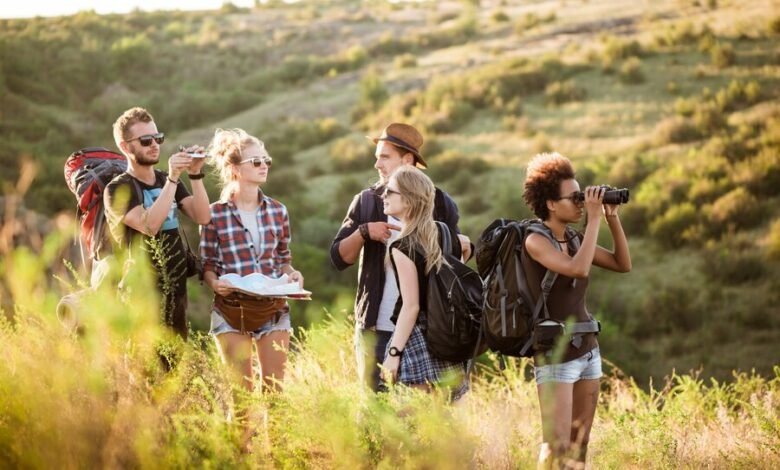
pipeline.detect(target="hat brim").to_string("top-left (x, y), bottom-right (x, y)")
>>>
top-left (368, 136), bottom-right (428, 169)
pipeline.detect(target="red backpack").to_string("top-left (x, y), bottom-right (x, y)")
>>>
top-left (64, 147), bottom-right (129, 265)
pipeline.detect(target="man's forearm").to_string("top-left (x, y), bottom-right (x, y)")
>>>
top-left (337, 229), bottom-right (366, 265)
top-left (188, 179), bottom-right (211, 225)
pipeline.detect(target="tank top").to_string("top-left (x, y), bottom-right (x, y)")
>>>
top-left (521, 228), bottom-right (598, 364)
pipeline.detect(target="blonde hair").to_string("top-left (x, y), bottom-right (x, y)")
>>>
top-left (113, 107), bottom-right (154, 150)
top-left (207, 128), bottom-right (268, 202)
top-left (391, 166), bottom-right (447, 274)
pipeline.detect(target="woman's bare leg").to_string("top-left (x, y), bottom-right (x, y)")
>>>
top-left (537, 382), bottom-right (574, 469)
top-left (256, 330), bottom-right (290, 392)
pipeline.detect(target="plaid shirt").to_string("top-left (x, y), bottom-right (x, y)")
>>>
top-left (199, 191), bottom-right (292, 278)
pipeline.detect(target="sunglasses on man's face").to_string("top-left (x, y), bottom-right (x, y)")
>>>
top-left (125, 133), bottom-right (165, 147)
top-left (239, 156), bottom-right (273, 167)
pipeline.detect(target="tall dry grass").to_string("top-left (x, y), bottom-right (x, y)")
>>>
top-left (0, 210), bottom-right (778, 468)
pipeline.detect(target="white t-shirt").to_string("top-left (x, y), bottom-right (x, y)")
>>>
top-left (375, 215), bottom-right (403, 332)
top-left (238, 209), bottom-right (260, 258)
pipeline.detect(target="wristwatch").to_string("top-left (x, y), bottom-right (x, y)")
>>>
top-left (388, 346), bottom-right (403, 357)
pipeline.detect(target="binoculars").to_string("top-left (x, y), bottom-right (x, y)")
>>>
top-left (573, 186), bottom-right (630, 205)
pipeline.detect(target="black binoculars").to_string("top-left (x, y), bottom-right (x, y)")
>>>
top-left (573, 186), bottom-right (630, 205)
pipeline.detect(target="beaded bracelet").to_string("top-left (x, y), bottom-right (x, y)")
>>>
top-left (358, 223), bottom-right (371, 242)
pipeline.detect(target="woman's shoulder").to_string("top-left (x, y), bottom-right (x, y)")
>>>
top-left (391, 236), bottom-right (415, 254)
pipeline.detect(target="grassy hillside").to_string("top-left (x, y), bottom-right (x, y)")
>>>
top-left (2, 0), bottom-right (780, 384)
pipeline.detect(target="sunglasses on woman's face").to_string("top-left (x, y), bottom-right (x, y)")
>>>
top-left (382, 187), bottom-right (401, 198)
top-left (125, 132), bottom-right (165, 147)
top-left (239, 156), bottom-right (273, 167)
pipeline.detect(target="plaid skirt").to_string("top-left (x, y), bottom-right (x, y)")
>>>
top-left (386, 323), bottom-right (469, 400)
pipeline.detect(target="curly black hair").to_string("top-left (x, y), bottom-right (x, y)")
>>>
top-left (523, 152), bottom-right (575, 220)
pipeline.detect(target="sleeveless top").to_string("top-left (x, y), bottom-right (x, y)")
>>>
top-left (521, 227), bottom-right (598, 364)
top-left (388, 225), bottom-right (461, 325)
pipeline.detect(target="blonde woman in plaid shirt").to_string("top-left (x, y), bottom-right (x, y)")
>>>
top-left (200, 128), bottom-right (303, 401)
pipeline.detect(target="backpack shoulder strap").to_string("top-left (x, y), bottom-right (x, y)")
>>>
top-left (435, 220), bottom-right (452, 257)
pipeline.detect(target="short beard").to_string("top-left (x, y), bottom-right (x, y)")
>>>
top-left (133, 152), bottom-right (158, 166)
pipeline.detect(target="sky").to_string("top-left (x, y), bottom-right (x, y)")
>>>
top-left (0, 1), bottom-right (257, 19)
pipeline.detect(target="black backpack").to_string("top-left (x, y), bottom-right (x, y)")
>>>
top-left (476, 219), bottom-right (600, 357)
top-left (421, 222), bottom-right (486, 362)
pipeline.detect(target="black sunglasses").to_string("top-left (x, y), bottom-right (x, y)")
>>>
top-left (125, 132), bottom-right (165, 147)
top-left (239, 156), bottom-right (273, 167)
top-left (382, 187), bottom-right (401, 198)
top-left (558, 191), bottom-right (584, 206)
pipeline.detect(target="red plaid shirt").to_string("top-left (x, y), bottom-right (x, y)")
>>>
top-left (199, 192), bottom-right (292, 278)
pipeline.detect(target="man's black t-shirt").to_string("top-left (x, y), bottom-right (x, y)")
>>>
top-left (104, 170), bottom-right (190, 295)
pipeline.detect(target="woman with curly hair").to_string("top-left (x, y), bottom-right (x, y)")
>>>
top-left (522, 152), bottom-right (631, 468)
top-left (380, 165), bottom-right (468, 400)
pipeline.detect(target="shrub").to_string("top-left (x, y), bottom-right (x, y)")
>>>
top-left (601, 36), bottom-right (642, 69)
top-left (544, 80), bottom-right (586, 105)
top-left (735, 147), bottom-right (780, 196)
top-left (702, 248), bottom-right (766, 284)
top-left (708, 187), bottom-right (762, 232)
top-left (692, 103), bottom-right (727, 136)
top-left (666, 81), bottom-right (680, 95)
top-left (491, 10), bottom-right (510, 23)
top-left (710, 42), bottom-right (735, 68)
top-left (714, 80), bottom-right (762, 112)
top-left (426, 150), bottom-right (489, 182)
top-left (393, 53), bottom-right (417, 69)
top-left (329, 136), bottom-right (368, 172)
top-left (768, 15), bottom-right (780, 35)
top-left (649, 202), bottom-right (699, 248)
top-left (619, 57), bottom-right (644, 84)
top-left (514, 11), bottom-right (555, 34)
top-left (653, 20), bottom-right (701, 47)
top-left (767, 219), bottom-right (780, 259)
top-left (652, 116), bottom-right (700, 145)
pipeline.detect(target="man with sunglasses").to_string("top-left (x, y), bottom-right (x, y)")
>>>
top-left (104, 107), bottom-right (211, 339)
top-left (330, 122), bottom-right (472, 391)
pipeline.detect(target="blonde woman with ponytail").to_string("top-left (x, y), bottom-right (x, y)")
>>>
top-left (381, 166), bottom-right (468, 399)
top-left (199, 128), bottom-right (303, 447)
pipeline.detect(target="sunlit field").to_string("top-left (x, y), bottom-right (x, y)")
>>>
top-left (0, 228), bottom-right (777, 468)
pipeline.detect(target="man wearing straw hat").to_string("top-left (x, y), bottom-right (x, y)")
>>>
top-left (330, 122), bottom-right (471, 391)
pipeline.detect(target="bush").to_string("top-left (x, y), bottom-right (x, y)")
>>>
top-left (767, 219), bottom-right (780, 259)
top-left (491, 10), bottom-right (510, 23)
top-left (702, 248), bottom-right (767, 284)
top-left (329, 136), bottom-right (369, 172)
top-left (692, 103), bottom-right (727, 136)
top-left (710, 42), bottom-right (735, 68)
top-left (619, 57), bottom-right (644, 84)
top-left (649, 202), bottom-right (699, 248)
top-left (426, 150), bottom-right (489, 182)
top-left (393, 53), bottom-right (417, 69)
top-left (652, 117), bottom-right (700, 145)
top-left (601, 36), bottom-right (642, 69)
top-left (768, 16), bottom-right (780, 35)
top-left (544, 80), bottom-right (586, 105)
top-left (514, 11), bottom-right (555, 34)
top-left (707, 187), bottom-right (762, 232)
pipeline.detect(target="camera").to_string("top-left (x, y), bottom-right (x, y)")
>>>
top-left (178, 145), bottom-right (205, 159)
top-left (574, 186), bottom-right (630, 205)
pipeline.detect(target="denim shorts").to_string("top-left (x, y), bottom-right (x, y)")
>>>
top-left (210, 310), bottom-right (291, 340)
top-left (534, 347), bottom-right (603, 385)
